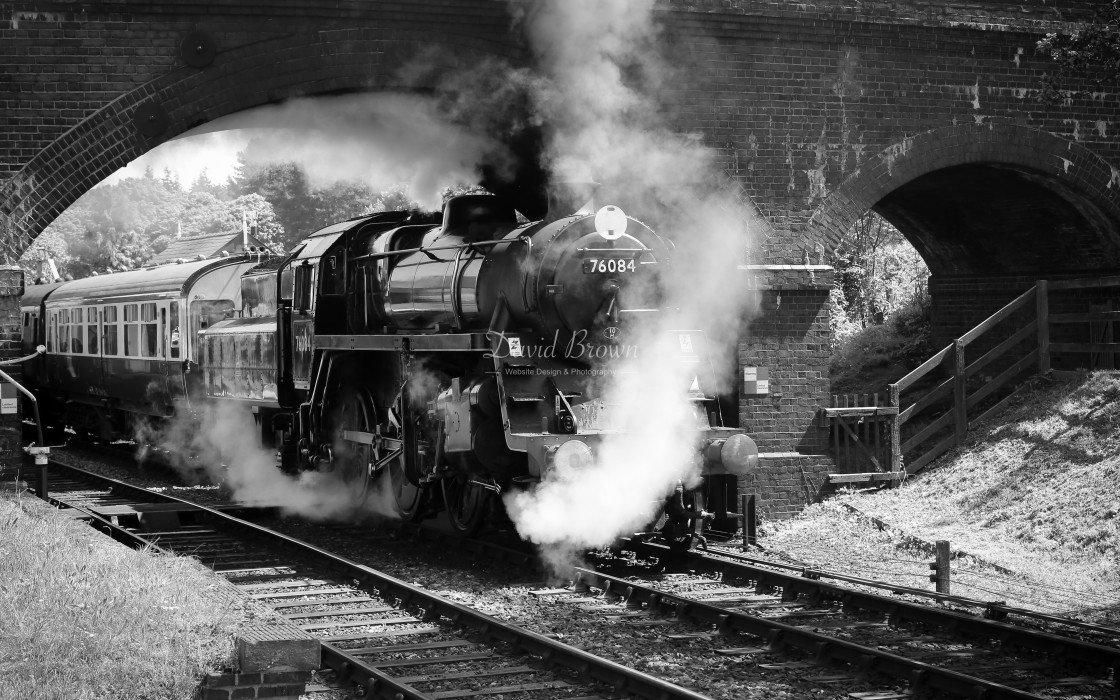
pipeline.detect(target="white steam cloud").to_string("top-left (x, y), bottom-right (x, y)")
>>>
top-left (175, 93), bottom-right (502, 208)
top-left (503, 0), bottom-right (762, 571)
top-left (137, 401), bottom-right (398, 521)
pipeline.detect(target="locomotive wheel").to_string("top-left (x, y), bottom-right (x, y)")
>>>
top-left (441, 475), bottom-right (491, 536)
top-left (329, 387), bottom-right (376, 503)
top-left (380, 398), bottom-right (427, 522)
top-left (388, 459), bottom-right (425, 521)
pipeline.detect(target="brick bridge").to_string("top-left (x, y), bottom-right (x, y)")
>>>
top-left (1, 1), bottom-right (1115, 516)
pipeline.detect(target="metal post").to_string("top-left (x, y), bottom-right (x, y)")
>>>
top-left (0, 365), bottom-right (49, 498)
top-left (742, 493), bottom-right (757, 549)
top-left (929, 540), bottom-right (951, 594)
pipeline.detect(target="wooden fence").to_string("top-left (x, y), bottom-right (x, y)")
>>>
top-left (826, 276), bottom-right (1120, 484)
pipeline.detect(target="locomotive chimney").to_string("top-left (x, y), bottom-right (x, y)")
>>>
top-left (546, 180), bottom-right (599, 222)
top-left (440, 194), bottom-right (516, 241)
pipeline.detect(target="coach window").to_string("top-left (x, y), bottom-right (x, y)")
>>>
top-left (103, 306), bottom-right (119, 356)
top-left (47, 312), bottom-right (55, 352)
top-left (71, 308), bottom-right (84, 354)
top-left (124, 304), bottom-right (139, 356)
top-left (60, 309), bottom-right (71, 354)
top-left (141, 303), bottom-right (158, 358)
top-left (169, 301), bottom-right (180, 359)
top-left (87, 306), bottom-right (98, 355)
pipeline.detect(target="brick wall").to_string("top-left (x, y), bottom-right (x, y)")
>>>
top-left (740, 266), bottom-right (833, 456)
top-left (0, 267), bottom-right (23, 471)
top-left (739, 454), bottom-right (834, 522)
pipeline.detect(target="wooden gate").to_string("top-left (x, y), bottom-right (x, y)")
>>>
top-left (825, 393), bottom-right (901, 486)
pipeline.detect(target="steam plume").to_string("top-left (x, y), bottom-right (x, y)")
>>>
top-left (502, 0), bottom-right (762, 572)
top-left (137, 401), bottom-right (397, 522)
top-left (178, 93), bottom-right (505, 208)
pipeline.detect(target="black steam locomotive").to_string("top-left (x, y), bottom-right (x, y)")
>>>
top-left (20, 194), bottom-right (756, 538)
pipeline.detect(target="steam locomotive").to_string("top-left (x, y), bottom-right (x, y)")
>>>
top-left (20, 194), bottom-right (757, 539)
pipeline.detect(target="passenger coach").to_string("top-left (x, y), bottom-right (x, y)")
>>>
top-left (22, 255), bottom-right (268, 440)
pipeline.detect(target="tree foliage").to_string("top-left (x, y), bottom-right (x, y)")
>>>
top-left (20, 153), bottom-right (416, 281)
top-left (830, 211), bottom-right (929, 334)
top-left (230, 156), bottom-right (409, 250)
top-left (1037, 2), bottom-right (1120, 103)
top-left (828, 211), bottom-right (932, 391)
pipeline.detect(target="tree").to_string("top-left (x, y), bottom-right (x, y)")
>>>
top-left (178, 192), bottom-right (284, 253)
top-left (21, 226), bottom-right (71, 283)
top-left (1037, 2), bottom-right (1120, 103)
top-left (232, 160), bottom-right (323, 250)
top-left (66, 226), bottom-right (154, 277)
top-left (232, 153), bottom-right (415, 248)
top-left (189, 168), bottom-right (231, 200)
top-left (20, 175), bottom-right (188, 278)
top-left (831, 211), bottom-right (928, 328)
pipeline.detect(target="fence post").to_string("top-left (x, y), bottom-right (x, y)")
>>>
top-left (830, 394), bottom-right (839, 469)
top-left (888, 383), bottom-right (901, 473)
top-left (1036, 280), bottom-right (1050, 373)
top-left (953, 339), bottom-right (967, 444)
top-left (929, 540), bottom-right (951, 594)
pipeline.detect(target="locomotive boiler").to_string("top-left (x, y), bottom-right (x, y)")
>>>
top-left (23, 193), bottom-right (758, 542)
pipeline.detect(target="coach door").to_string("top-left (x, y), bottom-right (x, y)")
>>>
top-left (165, 301), bottom-right (185, 398)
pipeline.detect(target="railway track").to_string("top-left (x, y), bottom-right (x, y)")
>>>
top-left (578, 539), bottom-right (1119, 699)
top-left (19, 452), bottom-right (1120, 699)
top-left (21, 457), bottom-right (711, 700)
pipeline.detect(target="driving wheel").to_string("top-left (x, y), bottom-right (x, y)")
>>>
top-left (441, 475), bottom-right (491, 536)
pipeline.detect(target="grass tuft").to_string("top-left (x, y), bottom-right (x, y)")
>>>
top-left (0, 491), bottom-right (264, 699)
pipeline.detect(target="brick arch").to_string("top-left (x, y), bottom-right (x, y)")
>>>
top-left (0, 27), bottom-right (521, 261)
top-left (808, 123), bottom-right (1120, 275)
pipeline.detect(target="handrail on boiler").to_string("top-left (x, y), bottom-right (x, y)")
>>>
top-left (350, 236), bottom-right (527, 264)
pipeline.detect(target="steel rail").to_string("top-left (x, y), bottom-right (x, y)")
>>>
top-left (43, 459), bottom-right (714, 700)
top-left (621, 538), bottom-right (1120, 671)
top-left (572, 567), bottom-right (1055, 700)
top-left (709, 546), bottom-right (1120, 638)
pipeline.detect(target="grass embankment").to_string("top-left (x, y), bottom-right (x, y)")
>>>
top-left (0, 490), bottom-right (268, 699)
top-left (766, 371), bottom-right (1120, 623)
